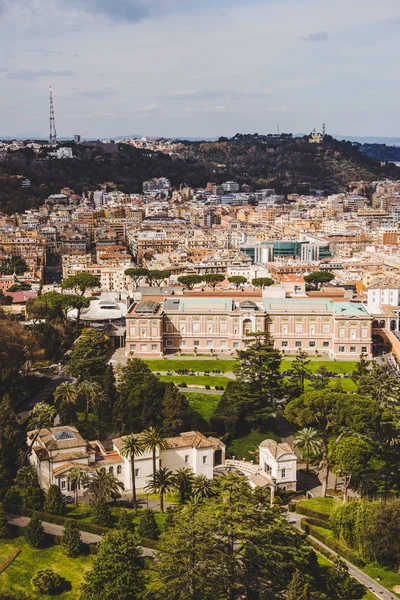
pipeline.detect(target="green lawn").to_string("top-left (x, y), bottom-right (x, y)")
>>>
top-left (228, 431), bottom-right (281, 461)
top-left (65, 505), bottom-right (168, 531)
top-left (145, 359), bottom-right (237, 372)
top-left (0, 536), bottom-right (93, 599)
top-left (184, 392), bottom-right (221, 423)
top-left (158, 375), bottom-right (229, 388)
top-left (281, 360), bottom-right (357, 374)
top-left (297, 497), bottom-right (336, 516)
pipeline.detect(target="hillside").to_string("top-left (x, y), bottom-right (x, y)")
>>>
top-left (0, 134), bottom-right (399, 213)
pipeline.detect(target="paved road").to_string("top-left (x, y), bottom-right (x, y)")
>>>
top-left (287, 512), bottom-right (398, 600)
top-left (8, 515), bottom-right (155, 557)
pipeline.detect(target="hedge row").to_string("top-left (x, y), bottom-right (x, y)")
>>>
top-left (7, 522), bottom-right (98, 555)
top-left (0, 549), bottom-right (20, 573)
top-left (15, 506), bottom-right (160, 551)
top-left (300, 518), bottom-right (365, 568)
top-left (295, 505), bottom-right (330, 522)
top-left (304, 516), bottom-right (332, 530)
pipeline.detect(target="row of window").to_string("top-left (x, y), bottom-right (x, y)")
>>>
top-left (281, 341), bottom-right (368, 353)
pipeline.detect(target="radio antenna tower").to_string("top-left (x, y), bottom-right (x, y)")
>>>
top-left (322, 122), bottom-right (326, 136)
top-left (49, 85), bottom-right (57, 145)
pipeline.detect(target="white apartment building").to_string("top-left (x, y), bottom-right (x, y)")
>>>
top-left (222, 181), bottom-right (240, 193)
top-left (367, 276), bottom-right (400, 314)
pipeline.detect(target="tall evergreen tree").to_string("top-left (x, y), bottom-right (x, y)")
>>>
top-left (80, 530), bottom-right (144, 600)
top-left (0, 502), bottom-right (9, 538)
top-left (234, 332), bottom-right (283, 425)
top-left (60, 519), bottom-right (82, 557)
top-left (138, 509), bottom-right (160, 540)
top-left (161, 384), bottom-right (189, 435)
top-left (24, 513), bottom-right (44, 548)
top-left (43, 484), bottom-right (65, 515)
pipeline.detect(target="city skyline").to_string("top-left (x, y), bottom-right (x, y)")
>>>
top-left (1, 0), bottom-right (400, 138)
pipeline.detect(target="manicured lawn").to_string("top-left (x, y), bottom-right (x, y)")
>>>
top-left (184, 392), bottom-right (221, 423)
top-left (158, 375), bottom-right (229, 388)
top-left (145, 359), bottom-right (237, 372)
top-left (281, 360), bottom-right (357, 374)
top-left (0, 536), bottom-right (93, 599)
top-left (228, 431), bottom-right (281, 461)
top-left (66, 505), bottom-right (168, 531)
top-left (297, 497), bottom-right (336, 516)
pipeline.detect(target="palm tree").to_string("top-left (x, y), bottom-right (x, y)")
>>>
top-left (83, 467), bottom-right (124, 504)
top-left (53, 382), bottom-right (79, 408)
top-left (293, 427), bottom-right (322, 473)
top-left (67, 467), bottom-right (88, 507)
top-left (145, 467), bottom-right (174, 513)
top-left (173, 468), bottom-right (194, 505)
top-left (23, 402), bottom-right (56, 464)
top-left (191, 474), bottom-right (215, 501)
top-left (141, 427), bottom-right (169, 484)
top-left (120, 434), bottom-right (144, 514)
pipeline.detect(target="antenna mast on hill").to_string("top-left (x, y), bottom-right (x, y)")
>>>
top-left (322, 122), bottom-right (326, 136)
top-left (49, 85), bottom-right (57, 145)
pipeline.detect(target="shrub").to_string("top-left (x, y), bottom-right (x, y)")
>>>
top-left (24, 513), bottom-right (44, 548)
top-left (31, 569), bottom-right (62, 594)
top-left (4, 486), bottom-right (23, 510)
top-left (138, 509), bottom-right (160, 540)
top-left (179, 382), bottom-right (188, 388)
top-left (43, 484), bottom-right (65, 515)
top-left (295, 504), bottom-right (330, 522)
top-left (205, 385), bottom-right (210, 389)
top-left (23, 484), bottom-right (44, 511)
top-left (0, 502), bottom-right (8, 538)
top-left (92, 499), bottom-right (113, 528)
top-left (60, 519), bottom-right (82, 557)
top-left (117, 510), bottom-right (135, 532)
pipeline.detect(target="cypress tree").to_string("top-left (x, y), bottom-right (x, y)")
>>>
top-left (92, 498), bottom-right (113, 528)
top-left (60, 519), bottom-right (82, 557)
top-left (138, 509), bottom-right (159, 540)
top-left (23, 483), bottom-right (44, 510)
top-left (117, 510), bottom-right (135, 532)
top-left (43, 484), bottom-right (65, 515)
top-left (24, 513), bottom-right (44, 548)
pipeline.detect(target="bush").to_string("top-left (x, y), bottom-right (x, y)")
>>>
top-left (117, 510), bottom-right (135, 532)
top-left (138, 509), bottom-right (159, 540)
top-left (4, 486), bottom-right (23, 510)
top-left (178, 382), bottom-right (188, 388)
top-left (23, 484), bottom-right (44, 511)
top-left (24, 513), bottom-right (44, 548)
top-left (295, 504), bottom-right (330, 522)
top-left (31, 569), bottom-right (62, 594)
top-left (60, 519), bottom-right (82, 557)
top-left (205, 385), bottom-right (210, 389)
top-left (0, 502), bottom-right (8, 538)
top-left (92, 499), bottom-right (113, 528)
top-left (301, 518), bottom-right (365, 567)
top-left (43, 484), bottom-right (65, 516)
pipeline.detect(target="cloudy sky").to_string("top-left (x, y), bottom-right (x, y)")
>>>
top-left (1, 0), bottom-right (400, 139)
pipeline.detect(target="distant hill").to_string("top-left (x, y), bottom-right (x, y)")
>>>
top-left (0, 134), bottom-right (399, 213)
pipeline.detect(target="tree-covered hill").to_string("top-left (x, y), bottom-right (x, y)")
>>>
top-left (0, 134), bottom-right (399, 213)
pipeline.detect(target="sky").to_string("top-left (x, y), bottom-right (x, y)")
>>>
top-left (1, 0), bottom-right (400, 139)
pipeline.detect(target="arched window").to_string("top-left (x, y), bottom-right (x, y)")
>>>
top-left (391, 320), bottom-right (396, 331)
top-left (372, 320), bottom-right (379, 328)
top-left (379, 320), bottom-right (385, 328)
top-left (108, 466), bottom-right (114, 475)
top-left (242, 318), bottom-right (252, 336)
top-left (117, 465), bottom-right (122, 474)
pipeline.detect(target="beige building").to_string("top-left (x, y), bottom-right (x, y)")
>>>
top-left (125, 292), bottom-right (373, 359)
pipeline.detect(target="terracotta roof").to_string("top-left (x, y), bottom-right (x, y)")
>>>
top-left (52, 462), bottom-right (92, 477)
top-left (33, 447), bottom-right (49, 461)
top-left (51, 451), bottom-right (91, 463)
top-left (166, 431), bottom-right (216, 449)
top-left (28, 426), bottom-right (87, 451)
top-left (259, 439), bottom-right (296, 460)
top-left (249, 473), bottom-right (274, 487)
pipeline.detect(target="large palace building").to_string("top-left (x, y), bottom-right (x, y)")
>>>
top-left (125, 288), bottom-right (373, 360)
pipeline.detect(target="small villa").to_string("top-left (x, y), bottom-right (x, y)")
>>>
top-left (27, 426), bottom-right (226, 496)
